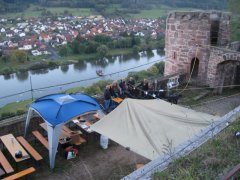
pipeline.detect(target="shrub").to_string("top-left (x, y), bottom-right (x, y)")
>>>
top-left (29, 61), bottom-right (49, 70)
top-left (1, 112), bottom-right (16, 119)
top-left (16, 108), bottom-right (25, 115)
top-left (48, 61), bottom-right (59, 67)
top-left (147, 65), bottom-right (159, 76)
top-left (154, 61), bottom-right (165, 75)
top-left (0, 67), bottom-right (14, 75)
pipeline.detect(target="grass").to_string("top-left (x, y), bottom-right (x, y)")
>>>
top-left (127, 5), bottom-right (198, 19)
top-left (153, 116), bottom-right (240, 179)
top-left (129, 7), bottom-right (168, 19)
top-left (0, 99), bottom-right (32, 115)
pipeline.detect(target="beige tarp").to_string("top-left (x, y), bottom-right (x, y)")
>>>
top-left (91, 99), bottom-right (219, 160)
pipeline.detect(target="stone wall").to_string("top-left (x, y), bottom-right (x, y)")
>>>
top-left (0, 114), bottom-right (43, 137)
top-left (207, 47), bottom-right (240, 88)
top-left (164, 11), bottom-right (232, 87)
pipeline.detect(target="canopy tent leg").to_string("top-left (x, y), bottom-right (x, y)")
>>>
top-left (47, 123), bottom-right (62, 169)
top-left (24, 108), bottom-right (34, 137)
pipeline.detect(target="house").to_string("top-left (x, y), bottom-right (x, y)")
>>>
top-left (0, 28), bottom-right (5, 33)
top-left (19, 32), bottom-right (26, 37)
top-left (31, 50), bottom-right (42, 56)
top-left (39, 34), bottom-right (51, 42)
top-left (19, 44), bottom-right (32, 50)
top-left (151, 31), bottom-right (157, 39)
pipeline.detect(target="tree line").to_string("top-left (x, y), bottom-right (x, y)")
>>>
top-left (0, 0), bottom-right (228, 14)
top-left (59, 34), bottom-right (141, 58)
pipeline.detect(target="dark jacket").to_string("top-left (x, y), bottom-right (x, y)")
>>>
top-left (104, 88), bottom-right (112, 100)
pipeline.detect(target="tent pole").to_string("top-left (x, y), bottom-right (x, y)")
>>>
top-left (24, 108), bottom-right (34, 138)
top-left (47, 123), bottom-right (62, 169)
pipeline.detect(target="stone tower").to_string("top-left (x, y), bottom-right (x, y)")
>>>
top-left (164, 11), bottom-right (232, 87)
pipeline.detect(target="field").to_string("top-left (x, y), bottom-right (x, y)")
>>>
top-left (127, 6), bottom-right (197, 19)
top-left (0, 5), bottom-right (95, 19)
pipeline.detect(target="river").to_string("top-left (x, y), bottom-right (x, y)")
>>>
top-left (0, 50), bottom-right (164, 107)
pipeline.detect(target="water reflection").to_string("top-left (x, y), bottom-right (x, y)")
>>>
top-left (30, 69), bottom-right (49, 75)
top-left (15, 71), bottom-right (29, 81)
top-left (147, 50), bottom-right (154, 59)
top-left (60, 65), bottom-right (69, 73)
top-left (107, 56), bottom-right (117, 64)
top-left (90, 58), bottom-right (108, 68)
top-left (130, 53), bottom-right (140, 61)
top-left (121, 54), bottom-right (134, 62)
top-left (73, 61), bottom-right (87, 71)
top-left (48, 66), bottom-right (59, 71)
top-left (140, 51), bottom-right (147, 57)
top-left (157, 49), bottom-right (164, 56)
top-left (3, 74), bottom-right (13, 80)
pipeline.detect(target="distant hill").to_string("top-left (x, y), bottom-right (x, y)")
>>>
top-left (0, 0), bottom-right (228, 15)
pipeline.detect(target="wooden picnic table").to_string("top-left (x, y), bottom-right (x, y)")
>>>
top-left (72, 119), bottom-right (93, 133)
top-left (112, 97), bottom-right (123, 104)
top-left (0, 134), bottom-right (30, 163)
top-left (39, 123), bottom-right (82, 144)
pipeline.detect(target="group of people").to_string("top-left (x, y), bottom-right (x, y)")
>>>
top-left (103, 77), bottom-right (157, 112)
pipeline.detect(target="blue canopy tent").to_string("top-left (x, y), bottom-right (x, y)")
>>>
top-left (24, 93), bottom-right (102, 169)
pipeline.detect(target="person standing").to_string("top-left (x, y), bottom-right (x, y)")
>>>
top-left (104, 85), bottom-right (113, 112)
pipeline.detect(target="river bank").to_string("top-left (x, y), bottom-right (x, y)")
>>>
top-left (0, 48), bottom-right (136, 76)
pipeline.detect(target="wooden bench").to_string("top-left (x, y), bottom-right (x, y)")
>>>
top-left (2, 167), bottom-right (35, 180)
top-left (32, 131), bottom-right (49, 150)
top-left (71, 136), bottom-right (86, 146)
top-left (136, 163), bottom-right (145, 170)
top-left (222, 163), bottom-right (240, 180)
top-left (16, 136), bottom-right (43, 162)
top-left (0, 150), bottom-right (14, 174)
top-left (0, 167), bottom-right (5, 177)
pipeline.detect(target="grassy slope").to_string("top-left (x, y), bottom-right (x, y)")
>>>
top-left (154, 116), bottom-right (240, 179)
top-left (0, 99), bottom-right (32, 114)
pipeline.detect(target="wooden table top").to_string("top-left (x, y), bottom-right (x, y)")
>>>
top-left (39, 123), bottom-right (82, 144)
top-left (73, 119), bottom-right (93, 133)
top-left (0, 134), bottom-right (30, 163)
top-left (112, 97), bottom-right (123, 104)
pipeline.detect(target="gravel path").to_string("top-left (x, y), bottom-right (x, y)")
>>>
top-left (191, 94), bottom-right (240, 116)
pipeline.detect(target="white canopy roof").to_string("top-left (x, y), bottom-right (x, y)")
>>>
top-left (91, 99), bottom-right (219, 160)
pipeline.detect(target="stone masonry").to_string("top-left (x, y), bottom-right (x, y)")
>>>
top-left (164, 11), bottom-right (240, 91)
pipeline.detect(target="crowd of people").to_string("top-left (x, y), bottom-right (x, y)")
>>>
top-left (103, 77), bottom-right (163, 112)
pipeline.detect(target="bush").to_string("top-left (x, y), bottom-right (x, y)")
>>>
top-left (16, 108), bottom-right (25, 115)
top-left (154, 61), bottom-right (165, 75)
top-left (48, 61), bottom-right (59, 67)
top-left (1, 112), bottom-right (16, 119)
top-left (0, 67), bottom-right (14, 75)
top-left (132, 45), bottom-right (140, 53)
top-left (147, 65), bottom-right (159, 75)
top-left (29, 61), bottom-right (49, 70)
top-left (84, 80), bottom-right (113, 95)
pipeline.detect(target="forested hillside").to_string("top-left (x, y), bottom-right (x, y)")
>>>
top-left (0, 0), bottom-right (228, 14)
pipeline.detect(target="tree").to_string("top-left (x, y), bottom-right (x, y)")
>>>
top-left (97, 45), bottom-right (109, 58)
top-left (59, 46), bottom-right (69, 56)
top-left (132, 45), bottom-right (140, 53)
top-left (10, 50), bottom-right (27, 63)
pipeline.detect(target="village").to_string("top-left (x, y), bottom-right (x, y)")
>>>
top-left (0, 15), bottom-right (165, 57)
